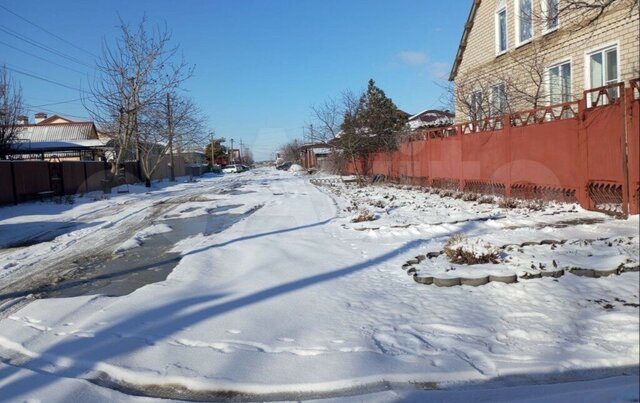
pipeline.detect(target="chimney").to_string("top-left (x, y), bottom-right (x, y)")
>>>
top-left (34, 112), bottom-right (47, 124)
top-left (17, 115), bottom-right (29, 125)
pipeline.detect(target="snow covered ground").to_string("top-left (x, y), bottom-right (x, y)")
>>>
top-left (0, 169), bottom-right (637, 402)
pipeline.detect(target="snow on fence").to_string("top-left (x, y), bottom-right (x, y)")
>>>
top-left (346, 80), bottom-right (640, 216)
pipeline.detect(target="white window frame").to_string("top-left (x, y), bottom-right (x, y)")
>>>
top-left (490, 82), bottom-right (507, 117)
top-left (495, 5), bottom-right (508, 56)
top-left (541, 0), bottom-right (560, 35)
top-left (514, 0), bottom-right (533, 47)
top-left (584, 42), bottom-right (620, 106)
top-left (545, 58), bottom-right (572, 105)
top-left (470, 90), bottom-right (484, 121)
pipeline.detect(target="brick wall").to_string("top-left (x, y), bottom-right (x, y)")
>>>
top-left (454, 0), bottom-right (639, 121)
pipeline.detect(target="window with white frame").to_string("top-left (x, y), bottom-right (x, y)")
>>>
top-left (470, 90), bottom-right (484, 121)
top-left (491, 83), bottom-right (507, 116)
top-left (496, 5), bottom-right (508, 54)
top-left (547, 60), bottom-right (571, 104)
top-left (515, 0), bottom-right (533, 46)
top-left (541, 0), bottom-right (559, 33)
top-left (587, 45), bottom-right (619, 105)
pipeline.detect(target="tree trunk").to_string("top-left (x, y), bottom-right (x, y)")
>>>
top-left (350, 154), bottom-right (363, 186)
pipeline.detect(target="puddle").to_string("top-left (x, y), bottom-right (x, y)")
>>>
top-left (228, 190), bottom-right (256, 195)
top-left (162, 204), bottom-right (243, 219)
top-left (40, 209), bottom-right (256, 299)
top-left (544, 217), bottom-right (606, 228)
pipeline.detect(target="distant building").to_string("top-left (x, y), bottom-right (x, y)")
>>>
top-left (300, 143), bottom-right (334, 170)
top-left (8, 113), bottom-right (110, 161)
top-left (406, 109), bottom-right (455, 130)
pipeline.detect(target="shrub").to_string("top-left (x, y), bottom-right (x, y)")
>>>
top-left (462, 192), bottom-right (478, 201)
top-left (478, 195), bottom-right (495, 204)
top-left (522, 199), bottom-right (546, 211)
top-left (498, 197), bottom-right (519, 209)
top-left (443, 234), bottom-right (500, 265)
top-left (351, 209), bottom-right (377, 223)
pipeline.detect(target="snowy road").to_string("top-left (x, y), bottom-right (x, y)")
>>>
top-left (0, 169), bottom-right (638, 402)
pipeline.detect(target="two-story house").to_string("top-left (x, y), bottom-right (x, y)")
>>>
top-left (449, 0), bottom-right (639, 122)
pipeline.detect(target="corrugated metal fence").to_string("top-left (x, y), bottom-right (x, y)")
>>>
top-left (0, 156), bottom-right (193, 205)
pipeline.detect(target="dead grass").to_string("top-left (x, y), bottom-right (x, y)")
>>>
top-left (443, 234), bottom-right (500, 265)
top-left (351, 209), bottom-right (377, 223)
top-left (498, 197), bottom-right (519, 209)
top-left (462, 193), bottom-right (479, 202)
top-left (478, 195), bottom-right (495, 204)
top-left (369, 199), bottom-right (386, 208)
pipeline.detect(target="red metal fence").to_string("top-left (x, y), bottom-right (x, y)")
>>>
top-left (347, 80), bottom-right (640, 215)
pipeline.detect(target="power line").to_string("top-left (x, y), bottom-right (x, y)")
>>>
top-left (30, 97), bottom-right (85, 107)
top-left (4, 65), bottom-right (89, 94)
top-left (23, 103), bottom-right (91, 121)
top-left (0, 25), bottom-right (94, 69)
top-left (0, 39), bottom-right (88, 75)
top-left (0, 4), bottom-right (99, 59)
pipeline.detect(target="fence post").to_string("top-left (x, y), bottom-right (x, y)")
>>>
top-left (620, 84), bottom-right (632, 216)
top-left (577, 98), bottom-right (591, 210)
top-left (626, 84), bottom-right (639, 215)
top-left (503, 113), bottom-right (512, 197)
top-left (83, 162), bottom-right (89, 193)
top-left (458, 129), bottom-right (463, 191)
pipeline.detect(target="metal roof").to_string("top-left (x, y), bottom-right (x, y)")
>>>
top-left (14, 122), bottom-right (98, 143)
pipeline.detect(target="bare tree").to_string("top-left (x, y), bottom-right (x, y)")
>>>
top-left (554, 0), bottom-right (638, 28)
top-left (305, 97), bottom-right (343, 145)
top-left (445, 43), bottom-right (553, 124)
top-left (85, 16), bottom-right (193, 183)
top-left (135, 92), bottom-right (205, 185)
top-left (240, 147), bottom-right (254, 166)
top-left (279, 139), bottom-right (302, 163)
top-left (0, 65), bottom-right (24, 159)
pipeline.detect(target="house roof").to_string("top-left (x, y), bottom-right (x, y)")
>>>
top-left (14, 122), bottom-right (99, 143)
top-left (37, 115), bottom-right (76, 125)
top-left (449, 0), bottom-right (481, 81)
top-left (11, 139), bottom-right (108, 154)
top-left (408, 109), bottom-right (455, 122)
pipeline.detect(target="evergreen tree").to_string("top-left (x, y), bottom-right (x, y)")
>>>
top-left (204, 138), bottom-right (227, 163)
top-left (338, 79), bottom-right (407, 178)
top-left (356, 79), bottom-right (407, 154)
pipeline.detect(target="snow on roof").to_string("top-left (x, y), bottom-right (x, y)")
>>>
top-left (408, 109), bottom-right (455, 122)
top-left (11, 139), bottom-right (108, 152)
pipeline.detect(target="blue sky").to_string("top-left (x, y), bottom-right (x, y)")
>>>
top-left (0, 0), bottom-right (469, 160)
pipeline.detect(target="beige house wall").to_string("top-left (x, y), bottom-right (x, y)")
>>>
top-left (453, 0), bottom-right (639, 122)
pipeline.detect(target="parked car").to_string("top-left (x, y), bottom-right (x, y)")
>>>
top-left (276, 161), bottom-right (292, 170)
top-left (223, 164), bottom-right (246, 173)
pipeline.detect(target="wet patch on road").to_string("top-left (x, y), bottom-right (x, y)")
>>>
top-left (0, 207), bottom-right (259, 301)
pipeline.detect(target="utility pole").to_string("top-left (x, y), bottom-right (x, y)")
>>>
top-left (167, 92), bottom-right (175, 181)
top-left (230, 138), bottom-right (234, 164)
top-left (209, 132), bottom-right (215, 169)
top-left (239, 139), bottom-right (244, 164)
